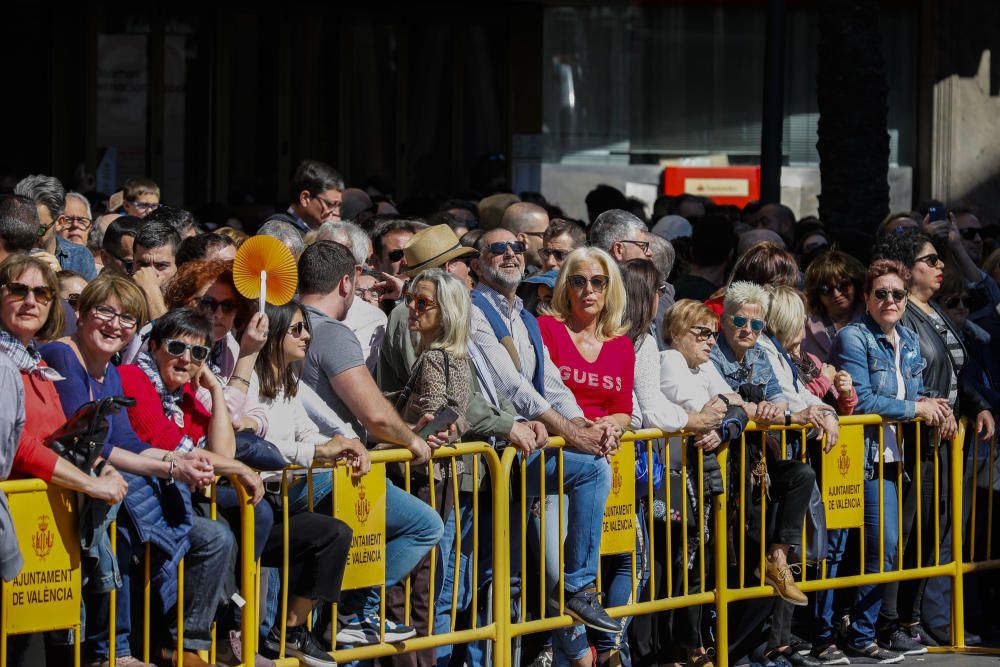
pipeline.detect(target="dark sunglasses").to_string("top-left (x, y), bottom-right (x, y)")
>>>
top-left (163, 338), bottom-right (210, 362)
top-left (915, 253), bottom-right (942, 267)
top-left (818, 279), bottom-right (853, 296)
top-left (106, 249), bottom-right (134, 275)
top-left (728, 315), bottom-right (765, 332)
top-left (3, 282), bottom-right (54, 305)
top-left (690, 326), bottom-right (716, 342)
top-left (567, 274), bottom-right (609, 293)
top-left (286, 321), bottom-right (308, 338)
top-left (66, 293), bottom-right (81, 306)
top-left (959, 228), bottom-right (982, 240)
top-left (872, 288), bottom-right (908, 302)
top-left (539, 248), bottom-right (570, 262)
top-left (404, 292), bottom-right (439, 313)
top-left (486, 241), bottom-right (526, 255)
top-left (388, 249), bottom-right (406, 263)
top-left (943, 295), bottom-right (970, 309)
top-left (197, 296), bottom-right (238, 315)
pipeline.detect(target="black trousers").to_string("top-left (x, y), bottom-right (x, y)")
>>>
top-left (260, 512), bottom-right (352, 605)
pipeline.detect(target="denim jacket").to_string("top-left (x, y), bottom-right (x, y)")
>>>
top-left (709, 335), bottom-right (785, 401)
top-left (830, 315), bottom-right (926, 475)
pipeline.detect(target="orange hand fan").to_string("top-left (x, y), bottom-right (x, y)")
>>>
top-left (233, 235), bottom-right (298, 313)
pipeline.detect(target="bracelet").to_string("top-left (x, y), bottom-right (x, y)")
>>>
top-left (165, 458), bottom-right (176, 485)
top-left (229, 376), bottom-right (251, 387)
top-left (784, 409), bottom-right (793, 427)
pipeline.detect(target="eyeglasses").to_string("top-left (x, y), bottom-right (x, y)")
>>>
top-left (311, 194), bottom-right (342, 213)
top-left (2, 282), bottom-right (54, 305)
top-left (619, 239), bottom-right (650, 253)
top-left (539, 248), bottom-right (570, 263)
top-left (355, 287), bottom-right (383, 301)
top-left (196, 296), bottom-right (238, 315)
top-left (915, 253), bottom-right (942, 267)
top-left (286, 321), bottom-right (308, 338)
top-left (690, 326), bottom-right (717, 342)
top-left (521, 231), bottom-right (546, 238)
top-left (37, 219), bottom-right (59, 237)
top-left (943, 295), bottom-right (970, 309)
top-left (567, 274), bottom-right (609, 293)
top-left (388, 249), bottom-right (406, 263)
top-left (959, 228), bottom-right (983, 240)
top-left (728, 315), bottom-right (765, 333)
top-left (162, 338), bottom-right (210, 362)
top-left (127, 200), bottom-right (160, 212)
top-left (486, 241), bottom-right (526, 255)
top-left (105, 249), bottom-right (134, 275)
top-left (62, 216), bottom-right (92, 230)
top-left (818, 279), bottom-right (853, 296)
top-left (91, 304), bottom-right (139, 330)
top-left (872, 288), bottom-right (908, 302)
top-left (404, 292), bottom-right (439, 314)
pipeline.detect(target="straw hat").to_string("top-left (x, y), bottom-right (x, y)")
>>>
top-left (401, 224), bottom-right (479, 277)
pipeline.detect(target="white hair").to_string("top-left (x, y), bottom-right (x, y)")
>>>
top-left (317, 220), bottom-right (370, 266)
top-left (589, 209), bottom-right (647, 253)
top-left (723, 281), bottom-right (771, 316)
top-left (66, 192), bottom-right (93, 220)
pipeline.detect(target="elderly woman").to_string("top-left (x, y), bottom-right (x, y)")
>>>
top-left (830, 259), bottom-right (951, 663)
top-left (656, 298), bottom-right (744, 667)
top-left (873, 229), bottom-right (995, 648)
top-left (709, 282), bottom-right (816, 606)
top-left (802, 250), bottom-right (866, 363)
top-left (40, 276), bottom-right (222, 667)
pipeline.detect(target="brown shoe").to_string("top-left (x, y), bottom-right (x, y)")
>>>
top-left (763, 559), bottom-right (808, 606)
top-left (154, 648), bottom-right (215, 667)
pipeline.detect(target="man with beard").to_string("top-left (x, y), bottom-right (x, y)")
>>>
top-left (469, 227), bottom-right (621, 636)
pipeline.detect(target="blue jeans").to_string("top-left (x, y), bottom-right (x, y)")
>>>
top-left (434, 495), bottom-right (481, 667)
top-left (340, 479), bottom-right (444, 617)
top-left (815, 475), bottom-right (898, 649)
top-left (522, 448), bottom-right (611, 593)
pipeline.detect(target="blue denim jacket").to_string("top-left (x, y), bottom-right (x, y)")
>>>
top-left (709, 335), bottom-right (785, 401)
top-left (830, 315), bottom-right (926, 475)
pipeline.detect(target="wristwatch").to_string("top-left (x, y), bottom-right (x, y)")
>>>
top-left (784, 409), bottom-right (792, 427)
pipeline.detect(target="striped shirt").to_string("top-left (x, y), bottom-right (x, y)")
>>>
top-left (926, 309), bottom-right (964, 407)
top-left (470, 284), bottom-right (585, 422)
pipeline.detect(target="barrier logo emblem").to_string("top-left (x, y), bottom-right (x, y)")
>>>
top-left (355, 483), bottom-right (370, 525)
top-left (31, 514), bottom-right (54, 561)
top-left (838, 442), bottom-right (851, 477)
top-left (611, 459), bottom-right (622, 495)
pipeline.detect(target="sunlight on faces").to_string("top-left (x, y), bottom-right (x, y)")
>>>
top-left (134, 244), bottom-right (177, 285)
top-left (910, 241), bottom-right (943, 295)
top-left (282, 310), bottom-right (311, 363)
top-left (1, 267), bottom-right (51, 343)
top-left (673, 319), bottom-right (719, 368)
top-left (79, 296), bottom-right (138, 358)
top-left (866, 273), bottom-right (908, 331)
top-left (193, 281), bottom-right (239, 343)
top-left (722, 303), bottom-right (765, 355)
top-left (406, 280), bottom-right (441, 339)
top-left (566, 259), bottom-right (608, 319)
top-left (152, 332), bottom-right (209, 392)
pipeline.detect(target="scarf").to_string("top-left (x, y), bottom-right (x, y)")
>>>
top-left (135, 352), bottom-right (197, 453)
top-left (0, 330), bottom-right (64, 381)
top-left (793, 351), bottom-right (821, 384)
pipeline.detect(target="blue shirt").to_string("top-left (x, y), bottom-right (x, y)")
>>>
top-left (55, 236), bottom-right (97, 280)
top-left (709, 334), bottom-right (785, 402)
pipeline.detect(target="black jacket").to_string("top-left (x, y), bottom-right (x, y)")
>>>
top-left (900, 300), bottom-right (992, 418)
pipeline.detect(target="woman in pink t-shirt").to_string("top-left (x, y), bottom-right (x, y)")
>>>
top-left (537, 246), bottom-right (635, 665)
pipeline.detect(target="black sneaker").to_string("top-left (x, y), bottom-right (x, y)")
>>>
top-left (901, 622), bottom-right (938, 647)
top-left (843, 643), bottom-right (903, 664)
top-left (563, 589), bottom-right (620, 633)
top-left (810, 643), bottom-right (850, 665)
top-left (877, 628), bottom-right (926, 656)
top-left (789, 634), bottom-right (814, 655)
top-left (768, 647), bottom-right (822, 667)
top-left (264, 625), bottom-right (337, 667)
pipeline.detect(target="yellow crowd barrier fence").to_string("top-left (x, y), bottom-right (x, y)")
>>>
top-left (2, 415), bottom-right (998, 666)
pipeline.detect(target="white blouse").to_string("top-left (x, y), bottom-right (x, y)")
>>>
top-left (631, 334), bottom-right (689, 431)
top-left (658, 348), bottom-right (733, 412)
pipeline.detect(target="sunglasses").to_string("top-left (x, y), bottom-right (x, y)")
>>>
top-left (872, 288), bottom-right (908, 302)
top-left (567, 274), bottom-right (609, 293)
top-left (915, 253), bottom-right (942, 267)
top-left (66, 293), bottom-right (81, 306)
top-left (162, 338), bottom-right (210, 362)
top-left (388, 249), bottom-right (406, 263)
top-left (818, 279), bottom-right (853, 296)
top-left (404, 292), bottom-right (439, 313)
top-left (943, 295), bottom-right (970, 309)
top-left (486, 241), bottom-right (526, 255)
top-left (959, 228), bottom-right (982, 240)
top-left (91, 304), bottom-right (138, 330)
top-left (728, 315), bottom-right (765, 333)
top-left (286, 321), bottom-right (308, 338)
top-left (539, 248), bottom-right (570, 262)
top-left (3, 282), bottom-right (54, 305)
top-left (690, 326), bottom-right (717, 342)
top-left (106, 249), bottom-right (134, 275)
top-left (196, 296), bottom-right (238, 315)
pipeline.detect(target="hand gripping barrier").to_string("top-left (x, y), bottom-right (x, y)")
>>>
top-left (0, 415), bottom-right (992, 666)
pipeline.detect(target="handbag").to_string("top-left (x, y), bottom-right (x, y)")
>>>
top-left (45, 396), bottom-right (136, 473)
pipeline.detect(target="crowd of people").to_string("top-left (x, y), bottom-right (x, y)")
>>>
top-left (0, 160), bottom-right (999, 667)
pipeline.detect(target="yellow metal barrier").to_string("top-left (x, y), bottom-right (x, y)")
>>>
top-left (0, 415), bottom-right (993, 667)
